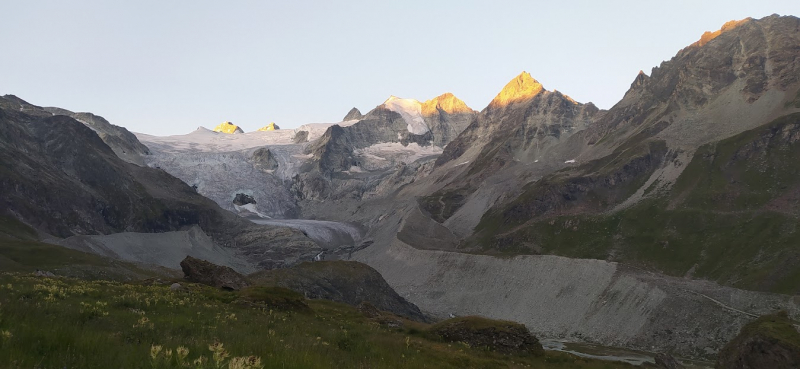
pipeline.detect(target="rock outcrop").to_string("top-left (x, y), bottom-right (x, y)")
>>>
top-left (232, 193), bottom-right (256, 206)
top-left (180, 256), bottom-right (250, 290)
top-left (251, 147), bottom-right (279, 171)
top-left (213, 121), bottom-right (243, 134)
top-left (715, 312), bottom-right (800, 369)
top-left (248, 261), bottom-right (427, 322)
top-left (429, 316), bottom-right (544, 355)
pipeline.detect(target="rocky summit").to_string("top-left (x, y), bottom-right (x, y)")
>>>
top-left (257, 122), bottom-right (280, 131)
top-left (343, 107), bottom-right (363, 121)
top-left (213, 121), bottom-right (244, 134)
top-left (2, 13), bottom-right (800, 368)
top-left (487, 71), bottom-right (545, 110)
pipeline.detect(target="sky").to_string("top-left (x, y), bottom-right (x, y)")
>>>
top-left (2, 1), bottom-right (799, 135)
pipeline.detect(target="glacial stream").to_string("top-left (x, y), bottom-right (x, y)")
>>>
top-left (541, 340), bottom-right (713, 368)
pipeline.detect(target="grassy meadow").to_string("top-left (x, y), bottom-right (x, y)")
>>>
top-left (0, 272), bottom-right (635, 369)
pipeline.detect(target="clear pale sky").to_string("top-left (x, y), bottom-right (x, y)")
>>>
top-left (2, 1), bottom-right (798, 135)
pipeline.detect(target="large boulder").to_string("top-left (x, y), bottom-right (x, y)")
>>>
top-left (715, 312), bottom-right (800, 369)
top-left (180, 256), bottom-right (250, 290)
top-left (428, 316), bottom-right (544, 355)
top-left (248, 261), bottom-right (427, 322)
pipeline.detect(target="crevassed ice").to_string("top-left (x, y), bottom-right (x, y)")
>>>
top-left (383, 96), bottom-right (430, 135)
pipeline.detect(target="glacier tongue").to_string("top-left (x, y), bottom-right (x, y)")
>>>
top-left (383, 96), bottom-right (430, 135)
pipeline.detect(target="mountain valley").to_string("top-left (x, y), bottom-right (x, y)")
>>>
top-left (2, 14), bottom-right (800, 368)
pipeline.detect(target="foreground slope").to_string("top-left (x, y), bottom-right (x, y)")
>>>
top-left (0, 272), bottom-right (632, 369)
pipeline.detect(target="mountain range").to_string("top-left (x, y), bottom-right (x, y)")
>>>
top-left (1, 14), bottom-right (799, 364)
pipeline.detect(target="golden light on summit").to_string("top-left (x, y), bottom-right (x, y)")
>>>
top-left (694, 18), bottom-right (752, 47)
top-left (421, 93), bottom-right (474, 116)
top-left (257, 122), bottom-right (280, 131)
top-left (213, 121), bottom-right (243, 134)
top-left (489, 71), bottom-right (544, 108)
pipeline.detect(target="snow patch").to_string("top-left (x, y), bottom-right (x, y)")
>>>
top-left (383, 96), bottom-right (430, 135)
top-left (355, 142), bottom-right (442, 164)
top-left (565, 159), bottom-right (576, 164)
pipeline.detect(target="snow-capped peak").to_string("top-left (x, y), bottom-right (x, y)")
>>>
top-left (383, 96), bottom-right (430, 135)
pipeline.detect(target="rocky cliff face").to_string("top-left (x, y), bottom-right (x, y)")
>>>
top-left (584, 15), bottom-right (800, 151)
top-left (437, 72), bottom-right (599, 168)
top-left (412, 72), bottom-right (601, 238)
top-left (288, 93), bottom-right (476, 202)
top-left (420, 93), bottom-right (477, 147)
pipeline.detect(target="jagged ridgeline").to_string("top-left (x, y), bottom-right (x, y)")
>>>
top-left (417, 15), bottom-right (800, 295)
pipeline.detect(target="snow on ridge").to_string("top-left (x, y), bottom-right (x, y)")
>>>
top-left (383, 96), bottom-right (430, 135)
top-left (135, 129), bottom-right (296, 153)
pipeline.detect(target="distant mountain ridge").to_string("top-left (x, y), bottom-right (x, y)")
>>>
top-left (0, 95), bottom-right (151, 166)
top-left (3, 14), bottom-right (800, 362)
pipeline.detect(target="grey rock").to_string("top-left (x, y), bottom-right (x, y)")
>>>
top-left (251, 148), bottom-right (279, 171)
top-left (293, 130), bottom-right (309, 143)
